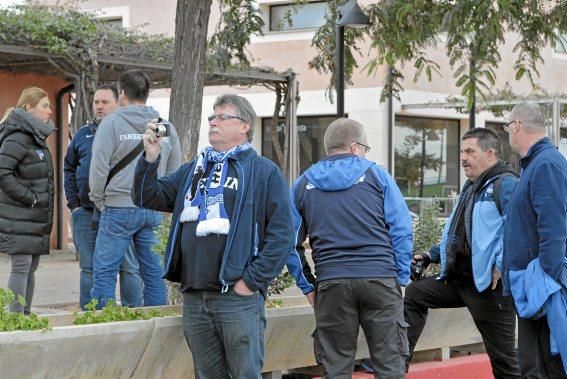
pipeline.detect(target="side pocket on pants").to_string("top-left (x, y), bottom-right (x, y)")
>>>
top-left (397, 320), bottom-right (410, 356)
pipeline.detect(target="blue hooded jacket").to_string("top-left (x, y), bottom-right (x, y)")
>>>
top-left (286, 154), bottom-right (413, 294)
top-left (430, 173), bottom-right (518, 292)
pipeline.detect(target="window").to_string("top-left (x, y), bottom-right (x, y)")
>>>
top-left (485, 122), bottom-right (521, 172)
top-left (394, 116), bottom-right (460, 216)
top-left (559, 126), bottom-right (567, 159)
top-left (555, 32), bottom-right (567, 54)
top-left (269, 1), bottom-right (329, 32)
top-left (262, 115), bottom-right (336, 175)
top-left (101, 17), bottom-right (124, 29)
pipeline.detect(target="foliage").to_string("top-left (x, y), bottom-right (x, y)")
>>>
top-left (0, 288), bottom-right (50, 332)
top-left (307, 0), bottom-right (565, 108)
top-left (207, 0), bottom-right (264, 71)
top-left (412, 199), bottom-right (444, 276)
top-left (73, 299), bottom-right (176, 325)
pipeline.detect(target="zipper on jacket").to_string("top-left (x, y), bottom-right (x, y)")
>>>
top-left (221, 283), bottom-right (229, 293)
top-left (218, 160), bottom-right (247, 290)
top-left (253, 223), bottom-right (259, 257)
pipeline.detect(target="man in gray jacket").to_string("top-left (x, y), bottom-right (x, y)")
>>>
top-left (89, 70), bottom-right (181, 307)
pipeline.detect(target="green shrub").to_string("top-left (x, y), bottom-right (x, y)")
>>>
top-left (413, 199), bottom-right (444, 276)
top-left (0, 288), bottom-right (50, 332)
top-left (73, 299), bottom-right (176, 325)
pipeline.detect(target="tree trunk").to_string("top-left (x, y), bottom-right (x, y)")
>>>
top-left (170, 0), bottom-right (212, 161)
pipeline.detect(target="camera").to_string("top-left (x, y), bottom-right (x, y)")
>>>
top-left (410, 260), bottom-right (424, 281)
top-left (151, 122), bottom-right (168, 137)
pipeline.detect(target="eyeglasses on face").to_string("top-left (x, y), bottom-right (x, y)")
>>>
top-left (355, 141), bottom-right (371, 153)
top-left (503, 120), bottom-right (516, 132)
top-left (207, 113), bottom-right (246, 123)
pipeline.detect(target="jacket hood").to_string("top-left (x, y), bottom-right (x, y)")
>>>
top-left (114, 105), bottom-right (160, 133)
top-left (304, 153), bottom-right (374, 191)
top-left (0, 108), bottom-right (54, 145)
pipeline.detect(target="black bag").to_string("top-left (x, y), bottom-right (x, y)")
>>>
top-left (91, 118), bottom-right (169, 229)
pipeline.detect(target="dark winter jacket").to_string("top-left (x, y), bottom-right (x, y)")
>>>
top-left (0, 109), bottom-right (55, 255)
top-left (132, 148), bottom-right (294, 296)
top-left (63, 120), bottom-right (98, 210)
top-left (504, 137), bottom-right (567, 292)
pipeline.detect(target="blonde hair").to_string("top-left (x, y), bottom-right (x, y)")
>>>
top-left (1, 87), bottom-right (49, 123)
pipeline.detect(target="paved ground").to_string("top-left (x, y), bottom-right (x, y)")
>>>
top-left (0, 247), bottom-right (303, 314)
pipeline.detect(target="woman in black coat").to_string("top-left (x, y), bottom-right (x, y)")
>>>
top-left (0, 87), bottom-right (55, 314)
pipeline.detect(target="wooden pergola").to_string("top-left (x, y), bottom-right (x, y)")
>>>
top-left (0, 44), bottom-right (299, 249)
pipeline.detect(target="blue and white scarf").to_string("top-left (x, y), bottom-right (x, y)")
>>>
top-left (179, 142), bottom-right (251, 236)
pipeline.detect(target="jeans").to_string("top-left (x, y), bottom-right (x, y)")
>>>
top-left (182, 290), bottom-right (266, 378)
top-left (7, 254), bottom-right (40, 314)
top-left (72, 207), bottom-right (143, 309)
top-left (90, 207), bottom-right (166, 308)
top-left (404, 276), bottom-right (521, 378)
top-left (314, 278), bottom-right (407, 379)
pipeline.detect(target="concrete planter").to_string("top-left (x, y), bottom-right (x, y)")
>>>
top-left (0, 300), bottom-right (481, 378)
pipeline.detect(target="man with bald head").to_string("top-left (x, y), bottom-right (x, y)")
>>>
top-left (504, 102), bottom-right (567, 377)
top-left (287, 118), bottom-right (413, 378)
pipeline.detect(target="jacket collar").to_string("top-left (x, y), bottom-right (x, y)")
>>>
top-left (520, 137), bottom-right (555, 169)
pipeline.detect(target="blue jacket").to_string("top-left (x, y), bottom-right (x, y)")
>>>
top-left (286, 154), bottom-right (413, 294)
top-left (504, 137), bottom-right (567, 287)
top-left (63, 122), bottom-right (98, 209)
top-left (132, 148), bottom-right (294, 295)
top-left (509, 258), bottom-right (567, 373)
top-left (431, 173), bottom-right (517, 292)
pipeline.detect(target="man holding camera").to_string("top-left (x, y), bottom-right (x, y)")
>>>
top-left (89, 70), bottom-right (181, 307)
top-left (64, 83), bottom-right (143, 309)
top-left (404, 128), bottom-right (520, 377)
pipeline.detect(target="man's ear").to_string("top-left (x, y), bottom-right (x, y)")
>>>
top-left (241, 123), bottom-right (251, 136)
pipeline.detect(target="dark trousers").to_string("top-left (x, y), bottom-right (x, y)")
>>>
top-left (404, 276), bottom-right (521, 378)
top-left (517, 316), bottom-right (566, 378)
top-left (314, 278), bottom-right (407, 379)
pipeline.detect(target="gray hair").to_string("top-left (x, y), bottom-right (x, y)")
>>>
top-left (324, 118), bottom-right (367, 154)
top-left (510, 102), bottom-right (546, 133)
top-left (213, 94), bottom-right (256, 142)
top-left (462, 128), bottom-right (503, 159)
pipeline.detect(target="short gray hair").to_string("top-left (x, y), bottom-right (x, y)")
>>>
top-left (510, 102), bottom-right (546, 133)
top-left (213, 94), bottom-right (256, 142)
top-left (324, 118), bottom-right (366, 154)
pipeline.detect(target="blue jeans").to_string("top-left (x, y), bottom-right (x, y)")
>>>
top-left (182, 290), bottom-right (266, 378)
top-left (72, 207), bottom-right (143, 309)
top-left (90, 207), bottom-right (166, 308)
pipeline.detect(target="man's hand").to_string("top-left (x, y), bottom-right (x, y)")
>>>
top-left (491, 267), bottom-right (501, 290)
top-left (233, 279), bottom-right (255, 296)
top-left (143, 120), bottom-right (163, 163)
top-left (306, 291), bottom-right (315, 307)
top-left (412, 251), bottom-right (431, 266)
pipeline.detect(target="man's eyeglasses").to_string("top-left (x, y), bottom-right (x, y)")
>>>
top-left (355, 141), bottom-right (371, 153)
top-left (207, 114), bottom-right (246, 123)
top-left (503, 120), bottom-right (516, 132)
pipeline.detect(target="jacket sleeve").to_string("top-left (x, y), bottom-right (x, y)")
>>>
top-left (241, 166), bottom-right (295, 292)
top-left (0, 132), bottom-right (36, 206)
top-left (530, 161), bottom-right (567, 280)
top-left (285, 178), bottom-right (316, 295)
top-left (88, 120), bottom-right (115, 210)
top-left (495, 175), bottom-right (518, 272)
top-left (131, 153), bottom-right (189, 213)
top-left (63, 133), bottom-right (80, 210)
top-left (165, 124), bottom-right (182, 175)
top-left (372, 166), bottom-right (414, 285)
